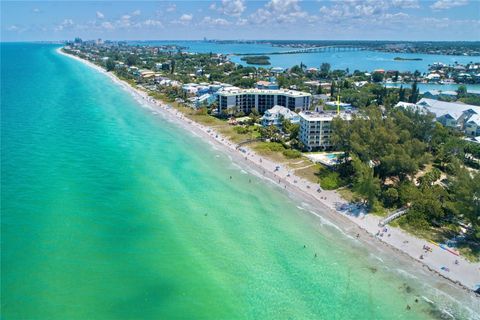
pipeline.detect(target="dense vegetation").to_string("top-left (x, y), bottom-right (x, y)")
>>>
top-left (394, 57), bottom-right (422, 61)
top-left (331, 106), bottom-right (479, 255)
top-left (240, 55), bottom-right (271, 65)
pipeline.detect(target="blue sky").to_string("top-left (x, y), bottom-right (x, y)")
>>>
top-left (1, 0), bottom-right (480, 41)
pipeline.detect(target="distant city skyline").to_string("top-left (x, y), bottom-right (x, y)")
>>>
top-left (2, 0), bottom-right (480, 42)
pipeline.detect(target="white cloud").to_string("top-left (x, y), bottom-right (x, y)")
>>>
top-left (430, 0), bottom-right (468, 10)
top-left (101, 21), bottom-right (115, 30)
top-left (201, 16), bottom-right (231, 26)
top-left (32, 8), bottom-right (40, 13)
top-left (250, 0), bottom-right (308, 24)
top-left (319, 0), bottom-right (390, 19)
top-left (391, 0), bottom-right (419, 8)
top-left (143, 19), bottom-right (164, 27)
top-left (96, 11), bottom-right (104, 19)
top-left (64, 19), bottom-right (74, 26)
top-left (217, 0), bottom-right (245, 17)
top-left (180, 13), bottom-right (193, 23)
top-left (166, 4), bottom-right (177, 12)
top-left (54, 19), bottom-right (74, 32)
top-left (171, 13), bottom-right (193, 25)
top-left (7, 25), bottom-right (19, 31)
top-left (132, 9), bottom-right (141, 16)
top-left (236, 18), bottom-right (248, 26)
top-left (118, 15), bottom-right (132, 28)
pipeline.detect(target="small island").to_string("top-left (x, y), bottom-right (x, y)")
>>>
top-left (240, 55), bottom-right (271, 65)
top-left (394, 57), bottom-right (423, 61)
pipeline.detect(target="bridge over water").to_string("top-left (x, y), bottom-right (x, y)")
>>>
top-left (234, 45), bottom-right (366, 56)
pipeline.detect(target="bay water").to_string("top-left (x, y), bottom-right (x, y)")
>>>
top-left (135, 40), bottom-right (479, 73)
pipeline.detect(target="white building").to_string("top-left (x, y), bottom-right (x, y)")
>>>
top-left (216, 88), bottom-right (311, 114)
top-left (298, 111), bottom-right (353, 151)
top-left (465, 114), bottom-right (480, 137)
top-left (395, 98), bottom-right (480, 136)
top-left (261, 105), bottom-right (300, 127)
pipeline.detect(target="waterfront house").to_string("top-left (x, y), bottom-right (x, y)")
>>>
top-left (260, 105), bottom-right (300, 127)
top-left (465, 114), bottom-right (480, 137)
top-left (396, 98), bottom-right (480, 136)
top-left (182, 83), bottom-right (199, 95)
top-left (426, 73), bottom-right (441, 83)
top-left (140, 70), bottom-right (155, 79)
top-left (416, 98), bottom-right (480, 130)
top-left (270, 67), bottom-right (285, 74)
top-left (255, 80), bottom-right (279, 90)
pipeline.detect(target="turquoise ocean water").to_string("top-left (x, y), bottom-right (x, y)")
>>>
top-left (1, 43), bottom-right (478, 319)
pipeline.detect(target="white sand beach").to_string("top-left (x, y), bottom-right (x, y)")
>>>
top-left (57, 48), bottom-right (480, 296)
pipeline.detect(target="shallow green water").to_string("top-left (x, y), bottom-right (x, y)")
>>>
top-left (1, 43), bottom-right (476, 319)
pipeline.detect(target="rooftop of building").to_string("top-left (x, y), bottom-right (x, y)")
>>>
top-left (299, 110), bottom-right (354, 122)
top-left (217, 88), bottom-right (311, 97)
top-left (416, 98), bottom-right (480, 120)
top-left (261, 105), bottom-right (300, 119)
top-left (467, 114), bottom-right (480, 125)
top-left (424, 90), bottom-right (458, 96)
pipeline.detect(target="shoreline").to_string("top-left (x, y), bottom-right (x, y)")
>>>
top-left (57, 48), bottom-right (480, 297)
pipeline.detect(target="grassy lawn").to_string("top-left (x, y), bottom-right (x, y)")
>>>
top-left (294, 164), bottom-right (322, 183)
top-left (337, 188), bottom-right (357, 202)
top-left (458, 246), bottom-right (480, 263)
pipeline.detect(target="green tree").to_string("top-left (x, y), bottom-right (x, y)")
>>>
top-left (447, 166), bottom-right (480, 241)
top-left (290, 65), bottom-right (303, 74)
top-left (351, 156), bottom-right (381, 207)
top-left (457, 85), bottom-right (467, 98)
top-left (393, 71), bottom-right (399, 82)
top-left (383, 188), bottom-right (399, 208)
top-left (320, 62), bottom-right (331, 76)
top-left (260, 125), bottom-right (280, 141)
top-left (330, 81), bottom-right (336, 98)
top-left (398, 85), bottom-right (406, 102)
top-left (409, 81), bottom-right (419, 103)
top-left (372, 72), bottom-right (384, 83)
top-left (281, 118), bottom-right (300, 139)
top-left (105, 59), bottom-right (116, 72)
top-left (126, 54), bottom-right (138, 66)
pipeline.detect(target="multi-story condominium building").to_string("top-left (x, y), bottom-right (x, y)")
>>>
top-left (299, 111), bottom-right (353, 151)
top-left (216, 88), bottom-right (311, 114)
